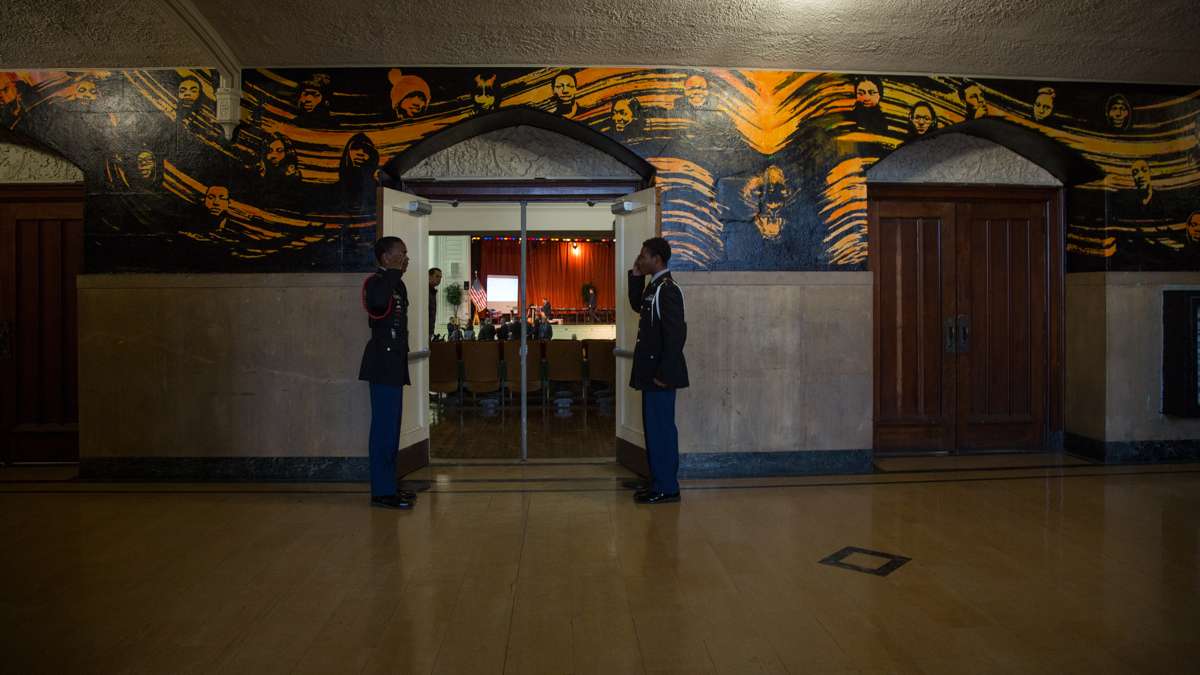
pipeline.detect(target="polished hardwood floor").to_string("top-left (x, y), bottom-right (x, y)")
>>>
top-left (2, 458), bottom-right (1198, 674)
top-left (430, 392), bottom-right (615, 460)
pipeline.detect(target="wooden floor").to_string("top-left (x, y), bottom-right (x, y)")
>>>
top-left (2, 459), bottom-right (1198, 674)
top-left (430, 394), bottom-right (615, 460)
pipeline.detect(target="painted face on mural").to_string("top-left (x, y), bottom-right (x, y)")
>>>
top-left (72, 81), bottom-right (97, 101)
top-left (204, 186), bottom-right (230, 217)
top-left (612, 99), bottom-right (634, 131)
top-left (473, 73), bottom-right (498, 111)
top-left (684, 75), bottom-right (708, 107)
top-left (348, 144), bottom-right (371, 168)
top-left (0, 79), bottom-right (18, 105)
top-left (1186, 212), bottom-right (1200, 243)
top-left (266, 140), bottom-right (286, 167)
top-left (1107, 96), bottom-right (1131, 129)
top-left (136, 151), bottom-right (156, 179)
top-left (178, 79), bottom-right (200, 104)
top-left (742, 166), bottom-right (791, 240)
top-left (553, 74), bottom-right (577, 106)
top-left (1033, 88), bottom-right (1055, 122)
top-left (962, 84), bottom-right (987, 119)
top-left (1131, 160), bottom-right (1152, 191)
top-left (398, 92), bottom-right (427, 118)
top-left (297, 88), bottom-right (323, 113)
top-left (855, 80), bottom-right (881, 108)
top-left (909, 103), bottom-right (934, 135)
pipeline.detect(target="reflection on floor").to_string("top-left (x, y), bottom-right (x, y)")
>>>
top-left (2, 461), bottom-right (1198, 674)
top-left (429, 388), bottom-right (615, 460)
top-left (874, 451), bottom-right (1095, 473)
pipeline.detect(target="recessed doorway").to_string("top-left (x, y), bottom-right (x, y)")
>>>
top-left (868, 184), bottom-right (1064, 453)
top-left (379, 180), bottom-right (659, 474)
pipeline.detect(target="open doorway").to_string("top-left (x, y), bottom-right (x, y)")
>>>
top-left (424, 200), bottom-right (619, 461)
top-left (379, 182), bottom-right (657, 473)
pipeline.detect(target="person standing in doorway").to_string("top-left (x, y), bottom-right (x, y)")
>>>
top-left (428, 267), bottom-right (442, 340)
top-left (628, 237), bottom-right (688, 504)
top-left (359, 237), bottom-right (417, 510)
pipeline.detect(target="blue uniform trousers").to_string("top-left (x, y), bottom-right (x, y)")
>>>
top-left (641, 389), bottom-right (680, 494)
top-left (368, 383), bottom-right (404, 497)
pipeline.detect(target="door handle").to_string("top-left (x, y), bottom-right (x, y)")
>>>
top-left (943, 316), bottom-right (956, 354)
top-left (957, 314), bottom-right (970, 353)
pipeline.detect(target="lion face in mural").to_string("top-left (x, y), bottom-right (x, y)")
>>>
top-left (72, 81), bottom-right (97, 102)
top-left (741, 166), bottom-right (792, 240)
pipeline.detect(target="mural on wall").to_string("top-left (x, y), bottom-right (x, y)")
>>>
top-left (0, 67), bottom-right (1197, 273)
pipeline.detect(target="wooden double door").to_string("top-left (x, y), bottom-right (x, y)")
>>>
top-left (870, 186), bottom-right (1062, 452)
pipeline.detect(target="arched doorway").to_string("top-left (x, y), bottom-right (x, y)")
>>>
top-left (865, 127), bottom-right (1096, 454)
top-left (0, 137), bottom-right (86, 464)
top-left (376, 108), bottom-right (660, 475)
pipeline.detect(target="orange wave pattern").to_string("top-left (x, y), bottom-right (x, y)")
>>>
top-left (2, 66), bottom-right (1198, 270)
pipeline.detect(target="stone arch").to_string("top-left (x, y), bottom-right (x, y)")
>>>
top-left (867, 118), bottom-right (1101, 186)
top-left (0, 135), bottom-right (84, 184)
top-left (380, 106), bottom-right (656, 187)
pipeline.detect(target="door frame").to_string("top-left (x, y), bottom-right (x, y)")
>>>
top-left (377, 183), bottom-right (658, 471)
top-left (867, 183), bottom-right (1065, 453)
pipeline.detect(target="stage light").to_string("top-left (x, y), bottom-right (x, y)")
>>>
top-left (571, 242), bottom-right (580, 256)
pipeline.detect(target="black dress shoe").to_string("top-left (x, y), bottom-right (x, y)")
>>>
top-left (397, 490), bottom-right (417, 501)
top-left (370, 495), bottom-right (414, 510)
top-left (635, 491), bottom-right (680, 504)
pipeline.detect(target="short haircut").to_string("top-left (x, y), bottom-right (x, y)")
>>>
top-left (428, 267), bottom-right (442, 276)
top-left (374, 236), bottom-right (402, 265)
top-left (957, 81), bottom-right (981, 101)
top-left (856, 76), bottom-right (883, 93)
top-left (642, 237), bottom-right (672, 265)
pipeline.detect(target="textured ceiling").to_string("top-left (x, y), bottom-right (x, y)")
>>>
top-left (0, 0), bottom-right (212, 68)
top-left (2, 0), bottom-right (1198, 84)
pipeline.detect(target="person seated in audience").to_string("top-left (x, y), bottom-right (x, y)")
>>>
top-left (478, 317), bottom-right (497, 340)
top-left (446, 317), bottom-right (463, 342)
top-left (461, 321), bottom-right (475, 341)
top-left (496, 314), bottom-right (512, 341)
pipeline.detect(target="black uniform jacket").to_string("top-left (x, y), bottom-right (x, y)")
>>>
top-left (628, 270), bottom-right (688, 391)
top-left (359, 268), bottom-right (411, 386)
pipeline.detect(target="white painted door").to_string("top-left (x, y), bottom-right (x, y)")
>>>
top-left (612, 187), bottom-right (659, 463)
top-left (380, 187), bottom-right (431, 458)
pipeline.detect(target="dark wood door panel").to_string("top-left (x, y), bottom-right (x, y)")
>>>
top-left (1, 187), bottom-right (84, 463)
top-left (955, 200), bottom-right (1048, 451)
top-left (871, 200), bottom-right (957, 451)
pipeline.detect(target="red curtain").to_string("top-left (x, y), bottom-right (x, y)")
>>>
top-left (478, 240), bottom-right (615, 311)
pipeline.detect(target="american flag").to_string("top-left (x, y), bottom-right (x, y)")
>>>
top-left (468, 274), bottom-right (488, 311)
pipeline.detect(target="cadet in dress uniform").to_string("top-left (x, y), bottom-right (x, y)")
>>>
top-left (359, 237), bottom-right (417, 510)
top-left (627, 237), bottom-right (689, 504)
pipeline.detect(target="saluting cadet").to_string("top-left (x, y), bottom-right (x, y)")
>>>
top-left (627, 237), bottom-right (689, 504)
top-left (359, 236), bottom-right (417, 510)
